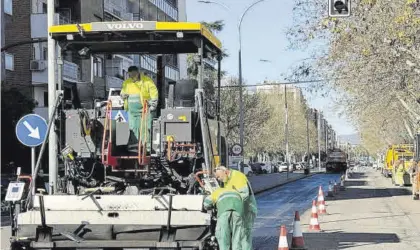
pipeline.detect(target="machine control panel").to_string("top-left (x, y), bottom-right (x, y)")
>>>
top-left (203, 178), bottom-right (220, 193)
top-left (5, 182), bottom-right (26, 202)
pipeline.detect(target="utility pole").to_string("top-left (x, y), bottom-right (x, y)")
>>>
top-left (317, 110), bottom-right (321, 172)
top-left (285, 84), bottom-right (289, 179)
top-left (306, 108), bottom-right (310, 173)
top-left (47, 0), bottom-right (57, 194)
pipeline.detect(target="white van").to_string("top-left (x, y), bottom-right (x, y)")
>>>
top-left (229, 162), bottom-right (254, 177)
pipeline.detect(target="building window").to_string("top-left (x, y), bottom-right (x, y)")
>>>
top-left (42, 3), bottom-right (47, 14)
top-left (4, 0), bottom-right (12, 15)
top-left (93, 57), bottom-right (103, 77)
top-left (43, 48), bottom-right (48, 60)
top-left (43, 92), bottom-right (48, 107)
top-left (5, 53), bottom-right (14, 71)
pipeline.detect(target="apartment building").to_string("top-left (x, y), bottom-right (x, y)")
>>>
top-left (2, 0), bottom-right (187, 119)
top-left (256, 81), bottom-right (305, 103)
top-left (308, 108), bottom-right (337, 150)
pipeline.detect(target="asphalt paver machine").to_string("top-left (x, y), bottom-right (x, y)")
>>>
top-left (7, 21), bottom-right (228, 250)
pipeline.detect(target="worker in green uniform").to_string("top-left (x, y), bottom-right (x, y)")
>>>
top-left (203, 187), bottom-right (246, 250)
top-left (214, 166), bottom-right (257, 250)
top-left (120, 66), bottom-right (158, 149)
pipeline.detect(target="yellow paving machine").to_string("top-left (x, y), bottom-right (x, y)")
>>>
top-left (5, 21), bottom-right (233, 250)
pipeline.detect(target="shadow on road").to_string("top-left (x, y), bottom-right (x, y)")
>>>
top-left (299, 231), bottom-right (400, 250)
top-left (345, 180), bottom-right (369, 187)
top-left (326, 187), bottom-right (411, 201)
top-left (252, 232), bottom-right (400, 250)
top-left (348, 172), bottom-right (369, 179)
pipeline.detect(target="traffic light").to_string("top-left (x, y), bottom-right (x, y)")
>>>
top-left (329, 0), bottom-right (351, 17)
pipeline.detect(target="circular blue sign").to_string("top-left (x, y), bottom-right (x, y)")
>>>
top-left (15, 114), bottom-right (48, 147)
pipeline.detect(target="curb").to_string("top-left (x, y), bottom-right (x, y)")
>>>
top-left (254, 172), bottom-right (321, 194)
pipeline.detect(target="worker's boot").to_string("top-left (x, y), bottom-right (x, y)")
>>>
top-left (413, 194), bottom-right (419, 200)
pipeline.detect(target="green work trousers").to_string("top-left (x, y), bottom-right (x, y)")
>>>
top-left (127, 95), bottom-right (154, 146)
top-left (215, 210), bottom-right (246, 250)
top-left (243, 195), bottom-right (257, 250)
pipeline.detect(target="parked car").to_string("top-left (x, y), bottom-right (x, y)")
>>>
top-left (239, 163), bottom-right (254, 177)
top-left (277, 162), bottom-right (293, 172)
top-left (230, 163), bottom-right (254, 177)
top-left (260, 163), bottom-right (276, 174)
top-left (249, 163), bottom-right (263, 175)
top-left (295, 162), bottom-right (306, 170)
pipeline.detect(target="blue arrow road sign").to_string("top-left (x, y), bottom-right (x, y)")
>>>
top-left (15, 114), bottom-right (48, 147)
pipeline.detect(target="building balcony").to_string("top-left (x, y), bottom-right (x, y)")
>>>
top-left (106, 75), bottom-right (124, 90)
top-left (149, 0), bottom-right (178, 21)
top-left (140, 55), bottom-right (179, 81)
top-left (34, 107), bottom-right (49, 121)
top-left (104, 0), bottom-right (133, 21)
top-left (31, 13), bottom-right (70, 39)
top-left (31, 60), bottom-right (81, 84)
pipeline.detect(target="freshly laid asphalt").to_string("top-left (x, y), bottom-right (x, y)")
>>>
top-left (252, 173), bottom-right (341, 249)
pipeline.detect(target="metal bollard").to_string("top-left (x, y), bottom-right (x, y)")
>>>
top-left (340, 176), bottom-right (346, 191)
top-left (327, 181), bottom-right (334, 197)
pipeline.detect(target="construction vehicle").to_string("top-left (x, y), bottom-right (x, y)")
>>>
top-left (383, 144), bottom-right (414, 186)
top-left (5, 21), bottom-right (235, 250)
top-left (325, 148), bottom-right (348, 173)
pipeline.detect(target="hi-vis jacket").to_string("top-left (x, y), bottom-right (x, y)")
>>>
top-left (203, 187), bottom-right (244, 217)
top-left (121, 73), bottom-right (158, 110)
top-left (223, 170), bottom-right (258, 215)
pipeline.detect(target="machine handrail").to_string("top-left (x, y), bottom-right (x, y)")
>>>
top-left (138, 100), bottom-right (149, 164)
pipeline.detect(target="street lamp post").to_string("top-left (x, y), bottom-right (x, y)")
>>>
top-left (238, 0), bottom-right (266, 152)
top-left (198, 0), bottom-right (267, 155)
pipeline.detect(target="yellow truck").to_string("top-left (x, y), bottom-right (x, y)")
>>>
top-left (383, 144), bottom-right (414, 186)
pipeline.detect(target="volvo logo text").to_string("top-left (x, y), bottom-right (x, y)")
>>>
top-left (106, 23), bottom-right (144, 30)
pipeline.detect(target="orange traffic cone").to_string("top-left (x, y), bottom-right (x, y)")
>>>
top-left (291, 211), bottom-right (306, 249)
top-left (309, 200), bottom-right (321, 231)
top-left (317, 186), bottom-right (327, 214)
top-left (317, 186), bottom-right (324, 205)
top-left (278, 225), bottom-right (289, 250)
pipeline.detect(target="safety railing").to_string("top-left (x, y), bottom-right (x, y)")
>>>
top-left (101, 100), bottom-right (151, 168)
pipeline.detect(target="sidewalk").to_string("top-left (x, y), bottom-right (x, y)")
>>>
top-left (297, 168), bottom-right (420, 250)
top-left (249, 169), bottom-right (322, 194)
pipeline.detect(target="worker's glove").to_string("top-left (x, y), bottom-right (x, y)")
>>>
top-left (121, 93), bottom-right (129, 99)
top-left (148, 99), bottom-right (158, 111)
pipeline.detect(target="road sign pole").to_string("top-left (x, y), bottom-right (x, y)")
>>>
top-left (48, 0), bottom-right (58, 195)
top-left (31, 147), bottom-right (36, 196)
top-left (15, 113), bottom-right (49, 208)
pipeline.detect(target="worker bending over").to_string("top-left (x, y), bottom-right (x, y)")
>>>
top-left (214, 166), bottom-right (257, 250)
top-left (203, 187), bottom-right (246, 250)
top-left (120, 66), bottom-right (158, 149)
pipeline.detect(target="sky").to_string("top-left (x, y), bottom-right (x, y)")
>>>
top-left (185, 0), bottom-right (357, 135)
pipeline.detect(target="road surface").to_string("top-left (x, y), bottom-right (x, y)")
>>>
top-left (298, 167), bottom-right (420, 250)
top-left (252, 173), bottom-right (341, 249)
